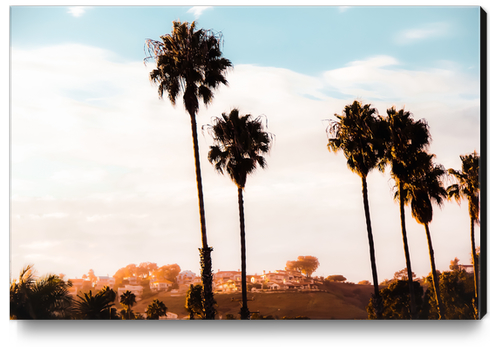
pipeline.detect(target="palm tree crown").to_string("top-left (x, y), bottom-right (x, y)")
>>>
top-left (146, 20), bottom-right (232, 117)
top-left (447, 151), bottom-right (480, 221)
top-left (207, 108), bottom-right (272, 188)
top-left (10, 265), bottom-right (73, 319)
top-left (327, 100), bottom-right (388, 178)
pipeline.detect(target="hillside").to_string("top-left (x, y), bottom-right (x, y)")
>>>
top-left (125, 281), bottom-right (375, 320)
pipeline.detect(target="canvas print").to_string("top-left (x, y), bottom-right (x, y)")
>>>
top-left (10, 5), bottom-right (485, 320)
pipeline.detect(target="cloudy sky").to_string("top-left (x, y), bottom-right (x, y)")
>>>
top-left (10, 5), bottom-right (481, 285)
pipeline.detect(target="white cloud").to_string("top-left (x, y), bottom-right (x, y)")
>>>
top-left (10, 44), bottom-right (480, 284)
top-left (395, 22), bottom-right (450, 45)
top-left (187, 6), bottom-right (212, 19)
top-left (67, 7), bottom-right (90, 18)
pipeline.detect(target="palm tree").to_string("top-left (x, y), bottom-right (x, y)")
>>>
top-left (384, 106), bottom-right (431, 319)
top-left (402, 151), bottom-right (446, 319)
top-left (119, 290), bottom-right (136, 320)
top-left (145, 20), bottom-right (232, 320)
top-left (146, 299), bottom-right (168, 320)
top-left (73, 287), bottom-right (117, 320)
top-left (10, 265), bottom-right (73, 319)
top-left (207, 108), bottom-right (272, 319)
top-left (326, 100), bottom-right (388, 319)
top-left (447, 150), bottom-right (480, 317)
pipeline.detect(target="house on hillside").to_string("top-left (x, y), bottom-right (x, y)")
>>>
top-left (458, 265), bottom-right (474, 273)
top-left (150, 278), bottom-right (173, 292)
top-left (214, 270), bottom-right (241, 293)
top-left (67, 278), bottom-right (92, 297)
top-left (176, 270), bottom-right (200, 285)
top-left (93, 276), bottom-right (116, 291)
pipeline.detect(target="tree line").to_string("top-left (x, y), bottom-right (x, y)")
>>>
top-left (327, 100), bottom-right (480, 320)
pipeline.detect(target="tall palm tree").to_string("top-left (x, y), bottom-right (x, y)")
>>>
top-left (119, 290), bottom-right (136, 320)
top-left (10, 265), bottom-right (73, 319)
top-left (145, 20), bottom-right (232, 320)
top-left (384, 106), bottom-right (431, 319)
top-left (207, 108), bottom-right (272, 320)
top-left (402, 151), bottom-right (446, 319)
top-left (447, 150), bottom-right (480, 317)
top-left (327, 100), bottom-right (388, 319)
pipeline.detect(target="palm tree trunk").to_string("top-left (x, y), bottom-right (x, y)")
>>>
top-left (238, 187), bottom-right (250, 320)
top-left (424, 223), bottom-right (445, 319)
top-left (189, 112), bottom-right (215, 320)
top-left (470, 216), bottom-right (479, 318)
top-left (398, 182), bottom-right (418, 319)
top-left (361, 176), bottom-right (382, 319)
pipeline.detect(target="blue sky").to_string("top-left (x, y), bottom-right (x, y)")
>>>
top-left (10, 5), bottom-right (481, 293)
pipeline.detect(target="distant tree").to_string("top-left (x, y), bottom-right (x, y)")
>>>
top-left (447, 151), bottom-right (480, 317)
top-left (120, 290), bottom-right (136, 320)
top-left (450, 257), bottom-right (461, 272)
top-left (367, 280), bottom-right (425, 319)
top-left (86, 269), bottom-right (97, 283)
top-left (358, 280), bottom-right (371, 285)
top-left (326, 275), bottom-right (347, 282)
top-left (136, 262), bottom-right (158, 279)
top-left (146, 299), bottom-right (167, 320)
top-left (185, 284), bottom-right (205, 320)
top-left (393, 268), bottom-right (416, 281)
top-left (154, 264), bottom-right (181, 283)
top-left (10, 265), bottom-right (73, 320)
top-left (289, 256), bottom-right (320, 278)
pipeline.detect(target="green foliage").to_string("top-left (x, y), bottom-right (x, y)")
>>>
top-left (367, 280), bottom-right (425, 319)
top-left (286, 256), bottom-right (320, 278)
top-left (423, 271), bottom-right (476, 319)
top-left (146, 299), bottom-right (168, 320)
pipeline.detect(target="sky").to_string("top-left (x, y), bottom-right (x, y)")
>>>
top-left (9, 5), bottom-right (482, 287)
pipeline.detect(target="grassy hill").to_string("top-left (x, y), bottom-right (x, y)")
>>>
top-left (125, 281), bottom-right (375, 320)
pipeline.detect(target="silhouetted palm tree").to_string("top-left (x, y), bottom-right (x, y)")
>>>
top-left (73, 287), bottom-right (117, 319)
top-left (146, 299), bottom-right (167, 320)
top-left (327, 100), bottom-right (388, 319)
top-left (384, 106), bottom-right (431, 319)
top-left (145, 20), bottom-right (232, 320)
top-left (402, 151), bottom-right (446, 319)
top-left (207, 108), bottom-right (272, 320)
top-left (120, 290), bottom-right (137, 320)
top-left (10, 265), bottom-right (73, 319)
top-left (447, 150), bottom-right (480, 317)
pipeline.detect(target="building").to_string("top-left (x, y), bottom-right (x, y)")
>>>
top-left (150, 278), bottom-right (173, 292)
top-left (93, 275), bottom-right (116, 291)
